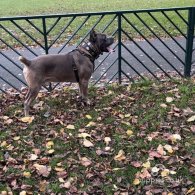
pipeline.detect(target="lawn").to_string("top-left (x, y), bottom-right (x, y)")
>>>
top-left (0, 0), bottom-right (195, 16)
top-left (0, 79), bottom-right (195, 194)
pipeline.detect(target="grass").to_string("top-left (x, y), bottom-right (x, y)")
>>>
top-left (0, 0), bottom-right (195, 50)
top-left (0, 0), bottom-right (195, 17)
top-left (0, 79), bottom-right (195, 194)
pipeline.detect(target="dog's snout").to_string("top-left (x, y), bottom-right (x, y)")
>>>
top-left (108, 37), bottom-right (114, 44)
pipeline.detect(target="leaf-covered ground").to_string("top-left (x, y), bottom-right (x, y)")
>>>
top-left (0, 79), bottom-right (195, 195)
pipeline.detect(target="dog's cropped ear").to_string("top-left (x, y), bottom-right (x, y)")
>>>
top-left (89, 29), bottom-right (97, 42)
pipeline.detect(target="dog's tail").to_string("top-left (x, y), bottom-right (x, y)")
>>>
top-left (19, 56), bottom-right (31, 66)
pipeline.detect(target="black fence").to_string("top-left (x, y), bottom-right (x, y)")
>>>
top-left (0, 7), bottom-right (195, 93)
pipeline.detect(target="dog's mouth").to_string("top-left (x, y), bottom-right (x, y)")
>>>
top-left (106, 46), bottom-right (115, 53)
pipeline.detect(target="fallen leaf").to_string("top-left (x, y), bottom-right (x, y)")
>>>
top-left (78, 133), bottom-right (91, 139)
top-left (33, 101), bottom-right (44, 109)
top-left (20, 116), bottom-right (34, 124)
top-left (170, 170), bottom-right (177, 175)
top-left (55, 167), bottom-right (65, 172)
top-left (119, 114), bottom-right (124, 119)
top-left (60, 178), bottom-right (74, 189)
top-left (186, 187), bottom-right (195, 195)
top-left (114, 150), bottom-right (126, 161)
top-left (170, 134), bottom-right (181, 142)
top-left (1, 191), bottom-right (8, 195)
top-left (80, 157), bottom-right (92, 167)
top-left (57, 171), bottom-right (68, 178)
top-left (142, 161), bottom-right (151, 168)
top-left (19, 191), bottom-right (26, 195)
top-left (29, 154), bottom-right (38, 161)
top-left (126, 130), bottom-right (133, 136)
top-left (131, 161), bottom-right (142, 168)
top-left (125, 114), bottom-right (131, 118)
top-left (160, 103), bottom-right (167, 108)
top-left (133, 178), bottom-right (140, 185)
top-left (161, 169), bottom-right (169, 177)
top-left (13, 136), bottom-right (20, 141)
top-left (157, 144), bottom-right (165, 155)
top-left (105, 146), bottom-right (111, 151)
top-left (83, 139), bottom-right (94, 147)
top-left (85, 115), bottom-right (92, 119)
top-left (187, 115), bottom-right (195, 122)
top-left (33, 164), bottom-right (51, 177)
top-left (39, 180), bottom-right (47, 192)
top-left (66, 124), bottom-right (75, 130)
top-left (46, 141), bottom-right (54, 149)
top-left (47, 149), bottom-right (55, 154)
top-left (86, 121), bottom-right (96, 127)
top-left (164, 144), bottom-right (173, 154)
top-left (166, 97), bottom-right (174, 103)
top-left (0, 141), bottom-right (7, 147)
top-left (23, 171), bottom-right (31, 178)
top-left (104, 137), bottom-right (111, 145)
top-left (139, 168), bottom-right (151, 179)
top-left (59, 177), bottom-right (65, 183)
top-left (62, 181), bottom-right (71, 189)
top-left (5, 118), bottom-right (13, 124)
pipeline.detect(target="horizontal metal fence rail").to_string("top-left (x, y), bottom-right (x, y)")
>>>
top-left (0, 7), bottom-right (194, 93)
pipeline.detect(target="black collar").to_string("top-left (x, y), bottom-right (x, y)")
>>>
top-left (80, 41), bottom-right (102, 60)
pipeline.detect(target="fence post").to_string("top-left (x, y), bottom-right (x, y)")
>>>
top-left (118, 12), bottom-right (122, 84)
top-left (42, 17), bottom-right (49, 54)
top-left (184, 7), bottom-right (195, 77)
top-left (42, 17), bottom-right (52, 91)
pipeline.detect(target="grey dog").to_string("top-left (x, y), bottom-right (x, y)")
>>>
top-left (19, 29), bottom-right (114, 116)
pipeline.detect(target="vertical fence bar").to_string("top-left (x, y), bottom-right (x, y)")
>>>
top-left (42, 17), bottom-right (49, 54)
top-left (118, 13), bottom-right (122, 84)
top-left (185, 7), bottom-right (195, 77)
top-left (42, 17), bottom-right (52, 91)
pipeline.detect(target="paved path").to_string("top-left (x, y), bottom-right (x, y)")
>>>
top-left (0, 37), bottom-right (194, 91)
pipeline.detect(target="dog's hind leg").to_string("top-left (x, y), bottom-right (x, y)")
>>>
top-left (25, 89), bottom-right (31, 100)
top-left (24, 86), bottom-right (40, 116)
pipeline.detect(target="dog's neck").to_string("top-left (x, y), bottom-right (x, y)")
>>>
top-left (81, 41), bottom-right (102, 60)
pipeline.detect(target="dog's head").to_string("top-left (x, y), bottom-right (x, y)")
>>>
top-left (89, 29), bottom-right (114, 53)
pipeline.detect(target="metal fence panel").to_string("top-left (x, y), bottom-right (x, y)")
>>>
top-left (0, 7), bottom-right (194, 92)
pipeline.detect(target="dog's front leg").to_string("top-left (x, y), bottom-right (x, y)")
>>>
top-left (79, 79), bottom-right (90, 105)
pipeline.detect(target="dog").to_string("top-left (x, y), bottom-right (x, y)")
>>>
top-left (19, 29), bottom-right (114, 116)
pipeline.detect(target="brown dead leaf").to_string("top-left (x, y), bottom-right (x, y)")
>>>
top-left (83, 139), bottom-right (94, 147)
top-left (139, 168), bottom-right (151, 179)
top-left (29, 154), bottom-right (38, 161)
top-left (187, 115), bottom-right (195, 122)
top-left (80, 157), bottom-right (92, 167)
top-left (157, 144), bottom-right (165, 156)
top-left (166, 97), bottom-right (174, 103)
top-left (20, 116), bottom-right (34, 124)
top-left (142, 161), bottom-right (151, 169)
top-left (133, 178), bottom-right (140, 185)
top-left (114, 150), bottom-right (126, 161)
top-left (66, 124), bottom-right (75, 129)
top-left (33, 164), bottom-right (51, 177)
top-left (131, 161), bottom-right (142, 168)
top-left (149, 150), bottom-right (162, 158)
top-left (39, 180), bottom-right (48, 193)
top-left (55, 167), bottom-right (65, 172)
top-left (86, 121), bottom-right (96, 127)
top-left (104, 137), bottom-right (111, 145)
top-left (19, 191), bottom-right (27, 195)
